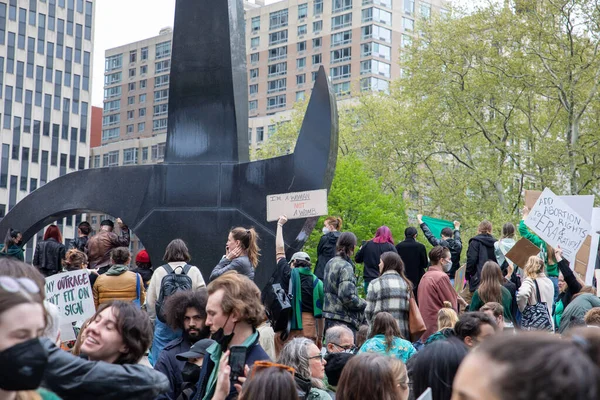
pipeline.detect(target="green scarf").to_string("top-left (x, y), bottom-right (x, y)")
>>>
top-left (106, 264), bottom-right (129, 276)
top-left (203, 331), bottom-right (259, 400)
top-left (291, 267), bottom-right (323, 330)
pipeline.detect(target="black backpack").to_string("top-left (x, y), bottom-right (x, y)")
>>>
top-left (262, 264), bottom-right (293, 338)
top-left (155, 264), bottom-right (193, 323)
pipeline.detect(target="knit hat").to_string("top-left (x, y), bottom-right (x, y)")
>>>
top-left (135, 249), bottom-right (150, 264)
top-left (324, 352), bottom-right (354, 387)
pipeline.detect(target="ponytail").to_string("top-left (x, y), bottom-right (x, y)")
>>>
top-left (230, 227), bottom-right (261, 268)
top-left (336, 232), bottom-right (357, 260)
top-left (325, 216), bottom-right (343, 231)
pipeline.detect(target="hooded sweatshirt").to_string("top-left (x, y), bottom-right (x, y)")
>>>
top-left (315, 231), bottom-right (341, 281)
top-left (465, 234), bottom-right (497, 292)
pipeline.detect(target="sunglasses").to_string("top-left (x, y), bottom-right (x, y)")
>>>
top-left (0, 276), bottom-right (40, 294)
top-left (251, 361), bottom-right (295, 378)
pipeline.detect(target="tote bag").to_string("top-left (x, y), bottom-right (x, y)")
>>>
top-left (521, 280), bottom-right (553, 332)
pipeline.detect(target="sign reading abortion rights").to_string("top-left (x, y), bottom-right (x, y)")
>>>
top-left (525, 188), bottom-right (592, 263)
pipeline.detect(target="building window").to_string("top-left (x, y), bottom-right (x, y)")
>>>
top-left (404, 0), bottom-right (415, 15)
top-left (269, 9), bottom-right (288, 30)
top-left (296, 58), bottom-right (306, 69)
top-left (250, 37), bottom-right (260, 48)
top-left (402, 34), bottom-right (412, 48)
top-left (267, 78), bottom-right (286, 93)
top-left (153, 103), bottom-right (169, 116)
top-left (361, 42), bottom-right (391, 60)
top-left (154, 89), bottom-right (169, 102)
top-left (250, 53), bottom-right (259, 63)
top-left (332, 0), bottom-right (352, 13)
top-left (362, 7), bottom-right (392, 25)
top-left (127, 110), bottom-right (134, 119)
top-left (155, 41), bottom-right (171, 59)
top-left (256, 127), bottom-right (264, 142)
top-left (128, 96), bottom-right (135, 105)
top-left (313, 38), bottom-right (322, 49)
top-left (138, 122), bottom-right (145, 132)
top-left (267, 94), bottom-right (286, 110)
top-left (140, 79), bottom-right (147, 89)
top-left (153, 118), bottom-right (168, 131)
top-left (333, 81), bottom-right (351, 96)
top-left (297, 74), bottom-right (306, 85)
top-left (313, 21), bottom-right (322, 33)
top-left (101, 128), bottom-right (119, 141)
top-left (249, 100), bottom-right (258, 111)
top-left (330, 64), bottom-right (351, 81)
top-left (297, 41), bottom-right (306, 52)
top-left (155, 74), bottom-right (170, 87)
top-left (251, 16), bottom-right (260, 32)
top-left (268, 62), bottom-right (287, 77)
top-left (403, 17), bottom-right (414, 31)
top-left (128, 82), bottom-right (136, 91)
top-left (296, 91), bottom-right (305, 101)
top-left (104, 72), bottom-right (122, 85)
top-left (103, 150), bottom-right (119, 167)
top-left (312, 54), bottom-right (322, 65)
top-left (360, 76), bottom-right (389, 92)
top-left (139, 93), bottom-right (146, 103)
top-left (331, 47), bottom-right (351, 64)
top-left (268, 46), bottom-right (287, 61)
top-left (139, 108), bottom-right (146, 117)
top-left (360, 59), bottom-right (391, 78)
top-left (362, 25), bottom-right (391, 42)
top-left (420, 3), bottom-right (431, 19)
top-left (155, 59), bottom-right (170, 73)
top-left (93, 155), bottom-right (100, 168)
top-left (103, 99), bottom-right (120, 113)
top-left (331, 13), bottom-right (352, 30)
top-left (269, 30), bottom-right (288, 46)
top-left (104, 86), bottom-right (121, 99)
top-left (102, 114), bottom-right (120, 127)
top-left (142, 147), bottom-right (148, 161)
top-left (129, 68), bottom-right (135, 78)
top-left (105, 54), bottom-right (122, 71)
top-left (298, 3), bottom-right (308, 19)
top-left (129, 50), bottom-right (137, 63)
top-left (123, 148), bottom-right (138, 165)
top-left (331, 30), bottom-right (352, 47)
top-left (141, 46), bottom-right (148, 60)
top-left (249, 84), bottom-right (258, 95)
top-left (250, 68), bottom-right (259, 79)
top-left (126, 124), bottom-right (134, 134)
top-left (151, 143), bottom-right (166, 160)
top-left (298, 25), bottom-right (307, 36)
top-left (140, 65), bottom-right (148, 75)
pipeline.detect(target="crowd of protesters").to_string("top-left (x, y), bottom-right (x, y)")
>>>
top-left (2, 209), bottom-right (600, 400)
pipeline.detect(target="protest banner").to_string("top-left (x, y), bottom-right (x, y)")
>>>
top-left (505, 238), bottom-right (540, 268)
top-left (421, 215), bottom-right (453, 239)
top-left (525, 190), bottom-right (594, 224)
top-left (45, 270), bottom-right (95, 341)
top-left (524, 188), bottom-right (591, 263)
top-left (266, 189), bottom-right (328, 222)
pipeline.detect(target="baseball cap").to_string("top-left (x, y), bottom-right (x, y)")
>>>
top-left (175, 339), bottom-right (216, 361)
top-left (290, 252), bottom-right (311, 264)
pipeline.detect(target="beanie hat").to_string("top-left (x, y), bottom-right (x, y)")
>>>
top-left (135, 249), bottom-right (150, 264)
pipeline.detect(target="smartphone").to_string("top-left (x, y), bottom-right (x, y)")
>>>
top-left (229, 346), bottom-right (247, 382)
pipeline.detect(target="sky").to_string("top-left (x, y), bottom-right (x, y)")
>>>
top-left (92, 0), bottom-right (285, 106)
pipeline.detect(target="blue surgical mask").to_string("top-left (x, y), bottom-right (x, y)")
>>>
top-left (322, 227), bottom-right (330, 235)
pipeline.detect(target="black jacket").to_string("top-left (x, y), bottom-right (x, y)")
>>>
top-left (40, 338), bottom-right (169, 399)
top-left (556, 259), bottom-right (582, 310)
top-left (155, 337), bottom-right (191, 400)
top-left (33, 238), bottom-right (66, 275)
top-left (355, 240), bottom-right (397, 281)
top-left (395, 238), bottom-right (428, 291)
top-left (465, 234), bottom-right (497, 292)
top-left (315, 231), bottom-right (341, 280)
top-left (69, 236), bottom-right (89, 252)
top-left (419, 223), bottom-right (462, 278)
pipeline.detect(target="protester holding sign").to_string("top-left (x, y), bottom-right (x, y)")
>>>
top-left (553, 246), bottom-right (583, 330)
top-left (520, 206), bottom-right (559, 300)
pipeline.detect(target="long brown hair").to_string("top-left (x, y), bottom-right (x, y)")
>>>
top-left (380, 251), bottom-right (413, 291)
top-left (477, 261), bottom-right (504, 304)
top-left (370, 312), bottom-right (403, 349)
top-left (230, 227), bottom-right (261, 267)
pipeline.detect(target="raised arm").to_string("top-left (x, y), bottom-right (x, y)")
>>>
top-left (275, 215), bottom-right (287, 263)
top-left (555, 247), bottom-right (582, 295)
top-left (418, 214), bottom-right (440, 247)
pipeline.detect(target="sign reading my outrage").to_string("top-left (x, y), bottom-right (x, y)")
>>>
top-left (524, 188), bottom-right (592, 263)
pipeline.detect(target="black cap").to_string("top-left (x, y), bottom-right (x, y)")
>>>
top-left (175, 339), bottom-right (216, 361)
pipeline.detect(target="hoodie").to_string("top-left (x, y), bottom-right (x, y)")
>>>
top-left (315, 231), bottom-right (341, 281)
top-left (92, 264), bottom-right (145, 308)
top-left (465, 234), bottom-right (497, 292)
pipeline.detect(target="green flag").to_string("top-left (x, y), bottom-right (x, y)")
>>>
top-left (422, 215), bottom-right (454, 239)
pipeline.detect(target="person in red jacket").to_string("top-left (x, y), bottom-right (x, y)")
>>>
top-left (417, 246), bottom-right (466, 341)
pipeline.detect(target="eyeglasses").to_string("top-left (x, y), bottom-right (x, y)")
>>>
top-left (251, 361), bottom-right (295, 378)
top-left (331, 342), bottom-right (357, 353)
top-left (0, 276), bottom-right (40, 294)
top-left (308, 353), bottom-right (325, 362)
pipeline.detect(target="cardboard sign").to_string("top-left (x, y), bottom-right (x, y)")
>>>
top-left (45, 270), bottom-right (95, 341)
top-left (505, 238), bottom-right (541, 268)
top-left (524, 188), bottom-right (591, 263)
top-left (525, 190), bottom-right (594, 224)
top-left (586, 208), bottom-right (600, 284)
top-left (266, 189), bottom-right (328, 222)
top-left (454, 265), bottom-right (466, 293)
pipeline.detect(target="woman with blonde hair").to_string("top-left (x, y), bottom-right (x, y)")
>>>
top-left (425, 301), bottom-right (458, 345)
top-left (469, 261), bottom-right (514, 323)
top-left (210, 227), bottom-right (260, 282)
top-left (517, 255), bottom-right (554, 331)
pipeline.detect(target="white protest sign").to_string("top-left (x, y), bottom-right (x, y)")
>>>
top-left (586, 208), bottom-right (600, 285)
top-left (525, 188), bottom-right (591, 263)
top-left (45, 270), bottom-right (95, 341)
top-left (266, 189), bottom-right (328, 222)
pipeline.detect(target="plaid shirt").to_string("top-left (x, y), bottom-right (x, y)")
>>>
top-left (323, 256), bottom-right (366, 329)
top-left (365, 271), bottom-right (411, 340)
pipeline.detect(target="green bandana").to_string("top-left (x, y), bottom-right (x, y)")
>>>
top-left (291, 267), bottom-right (323, 330)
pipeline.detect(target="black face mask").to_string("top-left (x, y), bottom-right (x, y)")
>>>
top-left (211, 315), bottom-right (235, 351)
top-left (0, 338), bottom-right (48, 391)
top-left (181, 361), bottom-right (202, 383)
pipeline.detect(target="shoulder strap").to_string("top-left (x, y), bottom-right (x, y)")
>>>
top-left (163, 264), bottom-right (174, 274)
top-left (135, 273), bottom-right (141, 299)
top-left (182, 264), bottom-right (192, 275)
top-left (533, 279), bottom-right (542, 303)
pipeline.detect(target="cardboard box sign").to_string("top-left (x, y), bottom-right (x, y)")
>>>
top-left (505, 238), bottom-right (541, 268)
top-left (266, 189), bottom-right (328, 222)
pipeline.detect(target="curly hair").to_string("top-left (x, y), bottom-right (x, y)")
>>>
top-left (164, 289), bottom-right (208, 331)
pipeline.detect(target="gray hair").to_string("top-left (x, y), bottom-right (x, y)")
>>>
top-left (277, 337), bottom-right (325, 389)
top-left (326, 325), bottom-right (354, 345)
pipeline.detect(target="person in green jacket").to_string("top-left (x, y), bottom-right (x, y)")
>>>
top-left (0, 228), bottom-right (24, 261)
top-left (520, 207), bottom-right (559, 301)
top-left (469, 261), bottom-right (514, 324)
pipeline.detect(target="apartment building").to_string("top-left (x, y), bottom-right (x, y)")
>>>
top-left (0, 0), bottom-right (95, 260)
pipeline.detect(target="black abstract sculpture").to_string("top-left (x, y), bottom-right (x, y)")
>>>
top-left (0, 0), bottom-right (338, 289)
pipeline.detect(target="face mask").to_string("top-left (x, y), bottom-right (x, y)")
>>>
top-left (0, 338), bottom-right (48, 391)
top-left (181, 361), bottom-right (202, 383)
top-left (211, 314), bottom-right (235, 351)
top-left (322, 227), bottom-right (330, 235)
top-left (443, 261), bottom-right (452, 272)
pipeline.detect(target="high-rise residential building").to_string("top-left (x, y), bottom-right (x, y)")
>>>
top-left (0, 0), bottom-right (95, 260)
